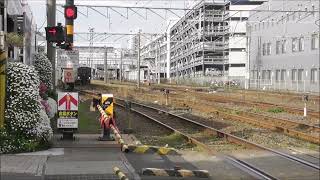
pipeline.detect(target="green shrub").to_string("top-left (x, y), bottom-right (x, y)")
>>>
top-left (267, 107), bottom-right (285, 113)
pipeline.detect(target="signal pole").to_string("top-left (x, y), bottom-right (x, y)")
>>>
top-left (46, 0), bottom-right (56, 90)
top-left (65, 0), bottom-right (74, 46)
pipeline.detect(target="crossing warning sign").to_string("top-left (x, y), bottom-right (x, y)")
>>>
top-left (57, 92), bottom-right (78, 129)
top-left (101, 94), bottom-right (114, 117)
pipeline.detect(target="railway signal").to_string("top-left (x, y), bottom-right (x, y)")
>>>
top-left (65, 0), bottom-right (75, 50)
top-left (45, 25), bottom-right (64, 43)
top-left (64, 5), bottom-right (77, 20)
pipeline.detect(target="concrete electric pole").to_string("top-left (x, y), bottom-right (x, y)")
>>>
top-left (104, 47), bottom-right (108, 83)
top-left (137, 30), bottom-right (141, 88)
top-left (120, 50), bottom-right (123, 82)
top-left (46, 0), bottom-right (56, 90)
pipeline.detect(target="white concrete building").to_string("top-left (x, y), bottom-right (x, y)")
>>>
top-left (140, 34), bottom-right (169, 82)
top-left (248, 0), bottom-right (319, 92)
top-left (228, 1), bottom-right (264, 78)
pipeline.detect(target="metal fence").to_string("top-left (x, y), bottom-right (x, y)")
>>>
top-left (170, 76), bottom-right (320, 93)
top-left (249, 79), bottom-right (320, 93)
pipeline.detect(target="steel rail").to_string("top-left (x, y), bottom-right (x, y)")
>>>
top-left (90, 81), bottom-right (320, 118)
top-left (78, 90), bottom-right (319, 170)
top-left (115, 98), bottom-right (320, 171)
top-left (115, 100), bottom-right (279, 180)
top-left (79, 89), bottom-right (319, 144)
top-left (195, 92), bottom-right (320, 119)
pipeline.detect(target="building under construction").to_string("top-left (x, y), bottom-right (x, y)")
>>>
top-left (170, 0), bottom-right (229, 78)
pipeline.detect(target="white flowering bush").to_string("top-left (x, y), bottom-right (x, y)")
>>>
top-left (47, 97), bottom-right (57, 118)
top-left (33, 53), bottom-right (53, 90)
top-left (1, 62), bottom-right (53, 154)
top-left (5, 63), bottom-right (41, 137)
top-left (36, 109), bottom-right (53, 140)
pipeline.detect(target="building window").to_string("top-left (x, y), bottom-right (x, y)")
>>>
top-left (250, 70), bottom-right (255, 79)
top-left (298, 37), bottom-right (304, 51)
top-left (298, 69), bottom-right (304, 81)
top-left (281, 69), bottom-right (286, 81)
top-left (276, 41), bottom-right (281, 54)
top-left (281, 40), bottom-right (287, 53)
top-left (262, 70), bottom-right (266, 79)
top-left (311, 68), bottom-right (318, 83)
top-left (292, 38), bottom-right (298, 52)
top-left (292, 13), bottom-right (295, 21)
top-left (267, 43), bottom-right (271, 55)
top-left (291, 69), bottom-right (297, 82)
top-left (276, 69), bottom-right (280, 81)
top-left (267, 70), bottom-right (271, 80)
top-left (262, 43), bottom-right (266, 56)
top-left (311, 34), bottom-right (319, 50)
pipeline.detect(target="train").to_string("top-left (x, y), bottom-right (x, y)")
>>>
top-left (60, 66), bottom-right (92, 90)
top-left (77, 67), bottom-right (91, 85)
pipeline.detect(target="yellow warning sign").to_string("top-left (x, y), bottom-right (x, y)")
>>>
top-left (101, 94), bottom-right (114, 117)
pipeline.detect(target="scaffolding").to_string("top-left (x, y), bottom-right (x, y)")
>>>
top-left (170, 0), bottom-right (229, 79)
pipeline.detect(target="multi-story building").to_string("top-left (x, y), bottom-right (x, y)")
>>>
top-left (248, 0), bottom-right (319, 92)
top-left (73, 45), bottom-right (137, 80)
top-left (167, 0), bottom-right (263, 82)
top-left (228, 0), bottom-right (264, 78)
top-left (1, 0), bottom-right (36, 65)
top-left (140, 34), bottom-right (168, 82)
top-left (169, 0), bottom-right (229, 78)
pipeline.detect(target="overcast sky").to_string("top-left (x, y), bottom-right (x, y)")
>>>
top-left (27, 0), bottom-right (196, 48)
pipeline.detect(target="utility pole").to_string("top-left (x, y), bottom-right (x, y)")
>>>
top-left (120, 50), bottom-right (123, 82)
top-left (89, 28), bottom-right (94, 69)
top-left (0, 0), bottom-right (7, 128)
top-left (104, 46), bottom-right (108, 83)
top-left (46, 0), bottom-right (56, 90)
top-left (137, 30), bottom-right (141, 88)
top-left (156, 41), bottom-right (160, 84)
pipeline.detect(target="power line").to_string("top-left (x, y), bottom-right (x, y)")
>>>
top-left (56, 4), bottom-right (319, 13)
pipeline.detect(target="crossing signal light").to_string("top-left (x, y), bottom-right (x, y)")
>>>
top-left (64, 5), bottom-right (77, 20)
top-left (45, 26), bottom-right (65, 43)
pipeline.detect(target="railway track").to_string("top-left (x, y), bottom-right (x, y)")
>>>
top-left (91, 80), bottom-right (320, 119)
top-left (173, 89), bottom-right (320, 119)
top-left (203, 103), bottom-right (320, 144)
top-left (79, 90), bottom-right (319, 179)
top-left (114, 99), bottom-right (319, 179)
top-left (79, 89), bottom-right (319, 144)
top-left (166, 91), bottom-right (320, 144)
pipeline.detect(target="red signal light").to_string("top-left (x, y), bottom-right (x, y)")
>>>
top-left (64, 5), bottom-right (77, 19)
top-left (66, 8), bottom-right (75, 18)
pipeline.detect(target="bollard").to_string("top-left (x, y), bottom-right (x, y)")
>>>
top-left (113, 167), bottom-right (129, 180)
top-left (303, 94), bottom-right (309, 117)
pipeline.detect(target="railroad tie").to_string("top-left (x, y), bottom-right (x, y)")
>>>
top-left (142, 168), bottom-right (209, 178)
top-left (113, 167), bottom-right (129, 180)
